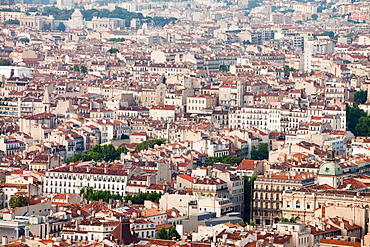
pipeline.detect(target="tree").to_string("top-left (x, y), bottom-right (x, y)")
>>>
top-left (124, 191), bottom-right (162, 204)
top-left (249, 221), bottom-right (256, 226)
top-left (9, 194), bottom-right (30, 208)
top-left (19, 38), bottom-right (30, 43)
top-left (73, 65), bottom-right (80, 72)
top-left (56, 22), bottom-right (66, 31)
top-left (5, 19), bottom-right (20, 25)
top-left (346, 105), bottom-right (367, 135)
top-left (250, 143), bottom-right (268, 160)
top-left (311, 14), bottom-right (318, 20)
top-left (168, 225), bottom-right (180, 240)
top-left (108, 48), bottom-right (119, 54)
top-left (313, 31), bottom-right (335, 39)
top-left (355, 117), bottom-right (370, 137)
top-left (283, 65), bottom-right (298, 76)
top-left (238, 221), bottom-right (246, 227)
top-left (244, 175), bottom-right (257, 221)
top-left (204, 155), bottom-right (242, 167)
top-left (134, 138), bottom-right (165, 153)
top-left (281, 217), bottom-right (289, 222)
top-left (289, 217), bottom-right (296, 223)
top-left (157, 227), bottom-right (168, 240)
top-left (354, 90), bottom-right (367, 104)
top-left (157, 226), bottom-right (180, 240)
top-left (219, 64), bottom-right (230, 72)
top-left (80, 187), bottom-right (122, 203)
top-left (0, 60), bottom-right (12, 66)
top-left (66, 144), bottom-right (128, 163)
top-left (110, 38), bottom-right (125, 42)
top-left (80, 65), bottom-right (88, 73)
top-left (243, 40), bottom-right (251, 45)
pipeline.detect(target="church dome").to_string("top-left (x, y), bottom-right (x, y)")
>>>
top-left (71, 9), bottom-right (83, 19)
top-left (318, 148), bottom-right (343, 176)
top-left (318, 160), bottom-right (343, 176)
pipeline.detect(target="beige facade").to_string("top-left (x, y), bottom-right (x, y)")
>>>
top-left (253, 171), bottom-right (316, 225)
top-left (140, 83), bottom-right (167, 107)
top-left (282, 190), bottom-right (370, 235)
top-left (186, 94), bottom-right (218, 113)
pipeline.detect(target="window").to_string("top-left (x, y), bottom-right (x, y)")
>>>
top-left (296, 200), bottom-right (300, 208)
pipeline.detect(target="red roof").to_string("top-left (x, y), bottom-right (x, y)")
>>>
top-left (177, 174), bottom-right (195, 182)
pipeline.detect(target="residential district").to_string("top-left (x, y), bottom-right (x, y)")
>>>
top-left (0, 0), bottom-right (370, 246)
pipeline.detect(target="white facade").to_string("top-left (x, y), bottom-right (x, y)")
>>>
top-left (44, 164), bottom-right (129, 196)
top-left (229, 106), bottom-right (281, 132)
top-left (0, 66), bottom-right (31, 79)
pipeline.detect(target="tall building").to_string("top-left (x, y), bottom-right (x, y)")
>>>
top-left (252, 171), bottom-right (316, 226)
top-left (57, 0), bottom-right (74, 9)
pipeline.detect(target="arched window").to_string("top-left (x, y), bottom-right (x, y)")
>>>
top-left (296, 200), bottom-right (301, 208)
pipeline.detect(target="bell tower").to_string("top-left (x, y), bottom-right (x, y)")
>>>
top-left (42, 87), bottom-right (51, 113)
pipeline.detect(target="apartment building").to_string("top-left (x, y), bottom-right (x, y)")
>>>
top-left (43, 162), bottom-right (130, 196)
top-left (253, 171), bottom-right (316, 226)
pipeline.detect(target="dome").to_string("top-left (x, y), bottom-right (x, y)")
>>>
top-left (71, 9), bottom-right (83, 19)
top-left (318, 161), bottom-right (343, 176)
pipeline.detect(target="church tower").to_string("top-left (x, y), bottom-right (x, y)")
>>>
top-left (317, 148), bottom-right (344, 189)
top-left (42, 87), bottom-right (51, 113)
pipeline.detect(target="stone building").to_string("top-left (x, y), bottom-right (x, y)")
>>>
top-left (252, 171), bottom-right (316, 225)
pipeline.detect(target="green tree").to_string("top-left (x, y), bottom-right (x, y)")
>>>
top-left (354, 90), bottom-right (367, 104)
top-left (73, 64), bottom-right (80, 72)
top-left (9, 194), bottom-right (30, 208)
top-left (134, 138), bottom-right (165, 153)
top-left (238, 221), bottom-right (246, 227)
top-left (0, 60), bottom-right (12, 66)
top-left (42, 6), bottom-right (74, 20)
top-left (108, 48), bottom-right (119, 54)
top-left (289, 217), bottom-right (296, 223)
top-left (168, 225), bottom-right (180, 240)
top-left (219, 64), bottom-right (230, 72)
top-left (243, 40), bottom-right (251, 45)
top-left (283, 65), bottom-right (298, 75)
top-left (5, 19), bottom-right (20, 25)
top-left (66, 144), bottom-right (128, 163)
top-left (80, 65), bottom-right (88, 73)
top-left (0, 8), bottom-right (20, 12)
top-left (311, 14), bottom-right (318, 20)
top-left (204, 155), bottom-right (242, 167)
top-left (346, 105), bottom-right (367, 135)
top-left (355, 117), bottom-right (370, 136)
top-left (244, 175), bottom-right (257, 221)
top-left (157, 227), bottom-right (168, 239)
top-left (110, 38), bottom-right (125, 42)
top-left (249, 221), bottom-right (256, 226)
top-left (250, 143), bottom-right (268, 160)
top-left (80, 187), bottom-right (122, 203)
top-left (313, 31), bottom-right (335, 39)
top-left (19, 38), bottom-right (30, 43)
top-left (281, 217), bottom-right (289, 222)
top-left (124, 191), bottom-right (162, 204)
top-left (56, 22), bottom-right (66, 31)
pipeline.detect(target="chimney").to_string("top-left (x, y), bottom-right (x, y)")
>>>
top-left (69, 165), bottom-right (73, 172)
top-left (87, 166), bottom-right (90, 172)
top-left (222, 234), bottom-right (227, 243)
top-left (25, 226), bottom-right (30, 239)
top-left (322, 205), bottom-right (325, 218)
top-left (21, 235), bottom-right (25, 243)
top-left (2, 236), bottom-right (8, 245)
